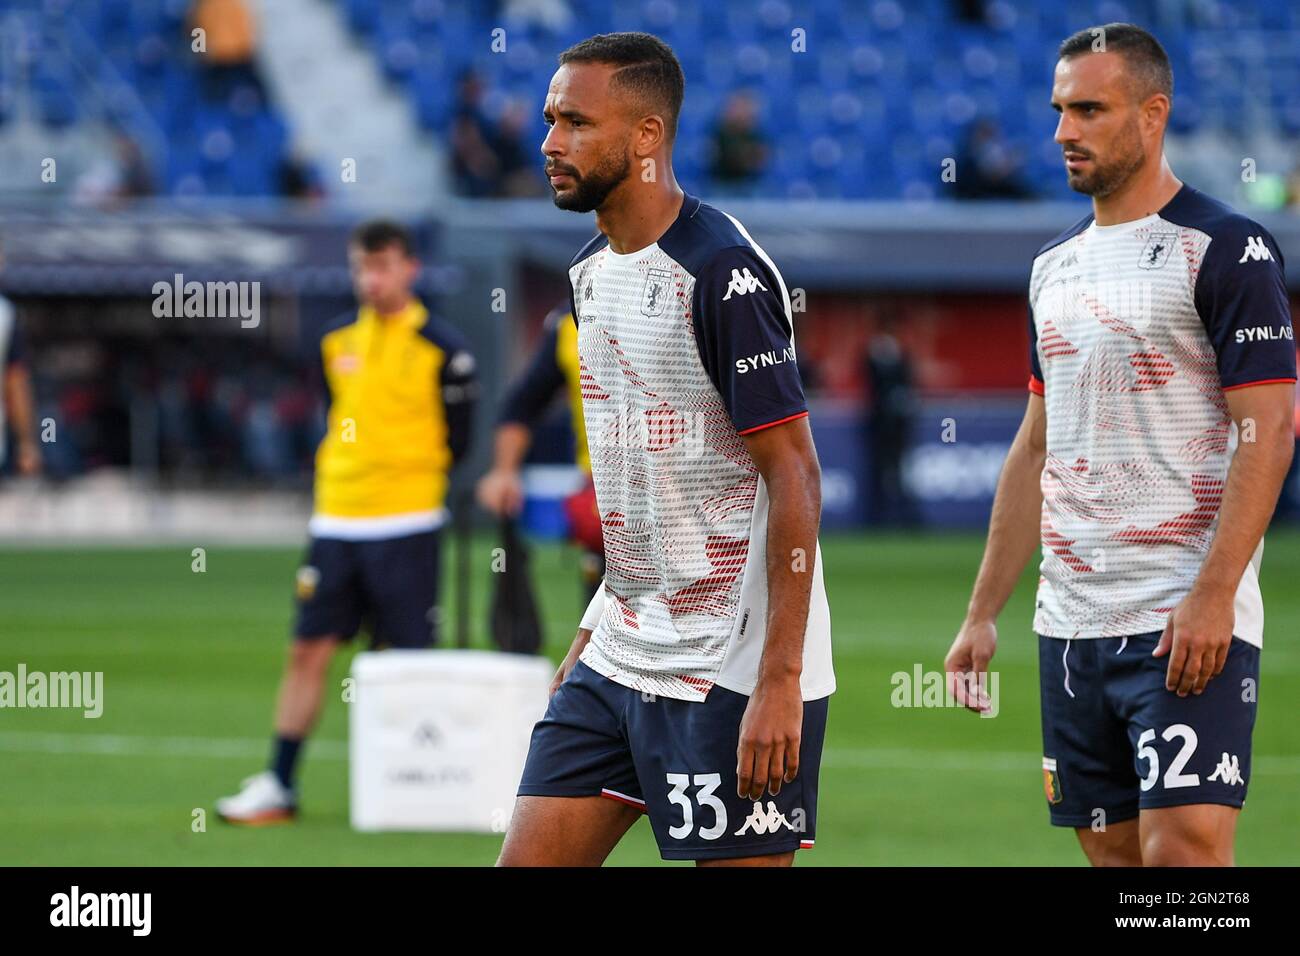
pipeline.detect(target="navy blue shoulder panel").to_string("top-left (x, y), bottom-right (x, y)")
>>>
top-left (1158, 184), bottom-right (1259, 241)
top-left (1034, 211), bottom-right (1093, 259)
top-left (657, 194), bottom-right (753, 276)
top-left (1161, 185), bottom-right (1294, 389)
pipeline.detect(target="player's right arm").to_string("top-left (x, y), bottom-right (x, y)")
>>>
top-left (944, 391), bottom-right (1046, 712)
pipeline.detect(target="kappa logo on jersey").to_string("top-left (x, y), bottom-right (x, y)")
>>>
top-left (1138, 232), bottom-right (1177, 270)
top-left (640, 268), bottom-right (672, 317)
top-left (1238, 236), bottom-right (1273, 263)
top-left (734, 801), bottom-right (796, 836)
top-left (1207, 752), bottom-right (1244, 786)
top-left (722, 267), bottom-right (767, 301)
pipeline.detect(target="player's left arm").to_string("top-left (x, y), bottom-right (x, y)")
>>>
top-left (739, 417), bottom-right (821, 801)
top-left (1158, 222), bottom-right (1297, 696)
top-left (1160, 382), bottom-right (1294, 695)
top-left (690, 243), bottom-right (815, 800)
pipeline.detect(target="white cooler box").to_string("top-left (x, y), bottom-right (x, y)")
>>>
top-left (349, 649), bottom-right (553, 832)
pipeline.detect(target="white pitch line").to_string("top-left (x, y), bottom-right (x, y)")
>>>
top-left (1, 732), bottom-right (1297, 775)
top-left (0, 732), bottom-right (348, 761)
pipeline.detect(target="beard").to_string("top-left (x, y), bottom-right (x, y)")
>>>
top-left (1065, 120), bottom-right (1147, 198)
top-left (548, 149), bottom-right (631, 213)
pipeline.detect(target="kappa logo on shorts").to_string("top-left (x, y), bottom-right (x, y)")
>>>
top-left (1042, 756), bottom-right (1063, 805)
top-left (295, 565), bottom-right (320, 601)
top-left (733, 801), bottom-right (797, 836)
top-left (1207, 752), bottom-right (1244, 786)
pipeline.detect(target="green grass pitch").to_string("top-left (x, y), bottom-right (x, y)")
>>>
top-left (1, 531), bottom-right (1297, 866)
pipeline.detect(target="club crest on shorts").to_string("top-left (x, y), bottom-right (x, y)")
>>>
top-left (1042, 756), bottom-right (1063, 804)
top-left (1137, 232), bottom-right (1176, 270)
top-left (295, 565), bottom-right (320, 601)
top-left (640, 269), bottom-right (672, 317)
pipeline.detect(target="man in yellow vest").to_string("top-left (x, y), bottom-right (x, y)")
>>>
top-left (217, 220), bottom-right (477, 824)
top-left (477, 303), bottom-right (604, 597)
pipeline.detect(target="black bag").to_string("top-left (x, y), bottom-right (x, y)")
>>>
top-left (490, 519), bottom-right (544, 655)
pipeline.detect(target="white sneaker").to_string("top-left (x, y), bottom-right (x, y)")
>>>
top-left (216, 771), bottom-right (297, 825)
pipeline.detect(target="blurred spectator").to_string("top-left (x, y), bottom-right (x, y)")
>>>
top-left (449, 76), bottom-right (544, 197)
top-left (26, 333), bottom-right (318, 484)
top-left (189, 0), bottom-right (267, 105)
top-left (863, 317), bottom-right (918, 527)
top-left (1288, 163), bottom-right (1300, 211)
top-left (495, 100), bottom-right (547, 197)
top-left (277, 148), bottom-right (325, 201)
top-left (450, 70), bottom-right (504, 197)
top-left (954, 118), bottom-right (1034, 200)
top-left (709, 91), bottom-right (769, 195)
top-left (73, 130), bottom-right (155, 207)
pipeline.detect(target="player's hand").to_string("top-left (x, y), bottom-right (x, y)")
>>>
top-left (736, 672), bottom-right (802, 800)
top-left (549, 627), bottom-right (592, 697)
top-left (1153, 587), bottom-right (1234, 697)
top-left (944, 618), bottom-right (997, 715)
top-left (16, 441), bottom-right (41, 476)
top-left (476, 468), bottom-right (524, 517)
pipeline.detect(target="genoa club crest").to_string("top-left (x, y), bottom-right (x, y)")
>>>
top-left (1137, 232), bottom-right (1177, 270)
top-left (1042, 756), bottom-right (1063, 805)
top-left (640, 268), bottom-right (672, 317)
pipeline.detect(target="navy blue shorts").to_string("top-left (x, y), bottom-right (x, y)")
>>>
top-left (1039, 632), bottom-right (1259, 828)
top-left (293, 530), bottom-right (442, 649)
top-left (518, 659), bottom-right (830, 861)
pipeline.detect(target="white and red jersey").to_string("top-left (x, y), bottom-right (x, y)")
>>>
top-left (1028, 185), bottom-right (1296, 647)
top-left (569, 194), bottom-right (835, 703)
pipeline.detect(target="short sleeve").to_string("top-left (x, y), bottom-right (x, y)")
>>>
top-left (1195, 222), bottom-right (1297, 391)
top-left (690, 246), bottom-right (807, 435)
top-left (1027, 302), bottom-right (1045, 395)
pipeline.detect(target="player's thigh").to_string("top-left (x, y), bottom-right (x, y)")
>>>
top-left (359, 530), bottom-right (442, 648)
top-left (497, 795), bottom-right (642, 867)
top-left (1139, 804), bottom-right (1239, 867)
top-left (293, 537), bottom-right (363, 641)
top-left (1038, 636), bottom-right (1139, 830)
top-left (1074, 818), bottom-right (1142, 867)
top-left (628, 687), bottom-right (829, 863)
top-left (1121, 635), bottom-right (1257, 819)
top-left (509, 660), bottom-right (646, 864)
